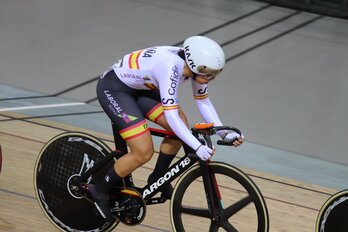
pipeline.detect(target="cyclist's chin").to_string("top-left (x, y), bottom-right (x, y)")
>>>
top-left (194, 77), bottom-right (209, 85)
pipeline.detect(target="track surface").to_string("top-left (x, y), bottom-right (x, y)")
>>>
top-left (0, 111), bottom-right (336, 231)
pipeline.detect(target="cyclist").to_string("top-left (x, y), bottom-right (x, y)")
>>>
top-left (88, 35), bottom-right (245, 221)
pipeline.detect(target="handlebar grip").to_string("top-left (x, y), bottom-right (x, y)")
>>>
top-left (214, 126), bottom-right (242, 136)
top-left (230, 127), bottom-right (242, 136)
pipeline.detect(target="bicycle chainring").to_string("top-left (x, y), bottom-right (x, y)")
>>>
top-left (110, 187), bottom-right (146, 226)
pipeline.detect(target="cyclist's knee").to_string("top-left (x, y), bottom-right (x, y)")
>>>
top-left (126, 131), bottom-right (154, 164)
top-left (178, 109), bottom-right (188, 126)
top-left (129, 141), bottom-right (154, 165)
top-left (160, 138), bottom-right (182, 154)
top-left (157, 108), bottom-right (188, 130)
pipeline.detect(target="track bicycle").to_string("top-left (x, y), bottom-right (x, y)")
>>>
top-left (34, 123), bottom-right (269, 231)
top-left (316, 189), bottom-right (348, 232)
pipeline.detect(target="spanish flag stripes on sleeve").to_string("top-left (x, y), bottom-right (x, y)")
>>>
top-left (163, 105), bottom-right (179, 111)
top-left (194, 93), bottom-right (208, 100)
top-left (128, 50), bottom-right (143, 70)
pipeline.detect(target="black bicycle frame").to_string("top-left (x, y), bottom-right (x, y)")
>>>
top-left (75, 123), bottom-right (225, 219)
top-left (112, 125), bottom-right (199, 202)
top-left (112, 124), bottom-right (224, 218)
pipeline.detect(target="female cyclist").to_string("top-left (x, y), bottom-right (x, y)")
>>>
top-left (87, 35), bottom-right (245, 221)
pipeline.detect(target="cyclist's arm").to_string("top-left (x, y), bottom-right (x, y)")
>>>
top-left (163, 109), bottom-right (202, 150)
top-left (192, 81), bottom-right (244, 143)
top-left (191, 80), bottom-right (226, 136)
top-left (152, 61), bottom-right (202, 151)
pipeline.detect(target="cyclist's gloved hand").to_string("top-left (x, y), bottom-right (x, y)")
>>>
top-left (222, 132), bottom-right (245, 147)
top-left (195, 145), bottom-right (214, 161)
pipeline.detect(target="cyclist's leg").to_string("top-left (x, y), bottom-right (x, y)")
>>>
top-left (147, 110), bottom-right (187, 198)
top-left (137, 90), bottom-right (190, 153)
top-left (92, 71), bottom-right (155, 220)
top-left (137, 92), bottom-right (190, 198)
top-left (155, 106), bottom-right (188, 153)
top-left (97, 71), bottom-right (156, 176)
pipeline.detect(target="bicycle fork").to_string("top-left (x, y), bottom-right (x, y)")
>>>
top-left (200, 161), bottom-right (223, 222)
top-left (195, 130), bottom-right (224, 222)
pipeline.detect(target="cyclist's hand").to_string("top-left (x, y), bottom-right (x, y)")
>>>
top-left (223, 132), bottom-right (245, 147)
top-left (195, 145), bottom-right (214, 161)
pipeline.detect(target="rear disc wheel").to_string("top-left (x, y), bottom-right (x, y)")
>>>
top-left (34, 132), bottom-right (118, 231)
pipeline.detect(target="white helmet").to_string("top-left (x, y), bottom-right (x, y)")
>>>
top-left (183, 36), bottom-right (225, 78)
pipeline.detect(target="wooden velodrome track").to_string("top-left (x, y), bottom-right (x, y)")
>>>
top-left (0, 111), bottom-right (337, 232)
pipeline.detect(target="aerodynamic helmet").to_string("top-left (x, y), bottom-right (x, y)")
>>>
top-left (183, 36), bottom-right (225, 78)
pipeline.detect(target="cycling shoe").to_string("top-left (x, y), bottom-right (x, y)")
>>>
top-left (86, 184), bottom-right (114, 222)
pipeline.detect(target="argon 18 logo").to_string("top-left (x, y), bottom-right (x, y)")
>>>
top-left (142, 157), bottom-right (191, 198)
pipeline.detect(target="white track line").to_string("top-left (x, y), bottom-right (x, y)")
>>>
top-left (0, 102), bottom-right (86, 112)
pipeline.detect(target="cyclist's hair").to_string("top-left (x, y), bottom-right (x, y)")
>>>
top-left (178, 49), bottom-right (185, 61)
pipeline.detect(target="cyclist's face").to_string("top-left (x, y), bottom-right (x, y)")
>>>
top-left (183, 63), bottom-right (215, 84)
